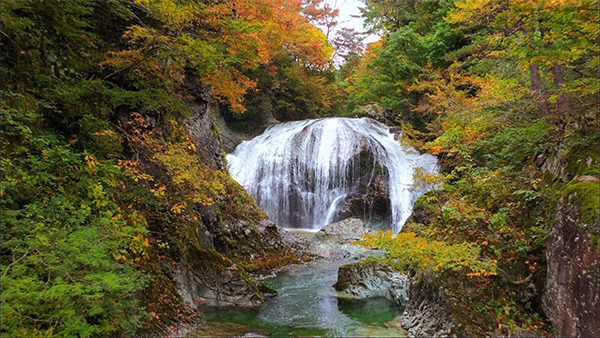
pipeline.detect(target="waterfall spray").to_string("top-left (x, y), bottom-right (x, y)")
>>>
top-left (227, 118), bottom-right (438, 234)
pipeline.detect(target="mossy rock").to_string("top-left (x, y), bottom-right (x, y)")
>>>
top-left (563, 179), bottom-right (599, 226)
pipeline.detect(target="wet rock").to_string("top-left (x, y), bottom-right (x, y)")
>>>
top-left (542, 196), bottom-right (599, 337)
top-left (334, 260), bottom-right (409, 305)
top-left (329, 147), bottom-right (392, 228)
top-left (352, 322), bottom-right (408, 337)
top-left (211, 219), bottom-right (312, 264)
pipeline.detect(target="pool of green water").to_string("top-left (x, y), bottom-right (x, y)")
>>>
top-left (202, 258), bottom-right (405, 337)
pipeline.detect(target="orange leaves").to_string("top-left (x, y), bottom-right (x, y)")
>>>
top-left (430, 144), bottom-right (446, 155)
top-left (111, 0), bottom-right (333, 114)
top-left (205, 71), bottom-right (258, 113)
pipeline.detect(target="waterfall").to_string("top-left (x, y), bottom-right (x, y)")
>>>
top-left (226, 118), bottom-right (438, 234)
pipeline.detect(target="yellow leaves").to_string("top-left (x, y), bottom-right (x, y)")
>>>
top-left (446, 0), bottom-right (504, 26)
top-left (187, 142), bottom-right (197, 152)
top-left (85, 154), bottom-right (100, 173)
top-left (355, 231), bottom-right (497, 278)
top-left (466, 271), bottom-right (482, 277)
top-left (171, 202), bottom-right (186, 214)
top-left (413, 168), bottom-right (451, 190)
top-left (531, 178), bottom-right (542, 189)
top-left (151, 185), bottom-right (166, 197)
top-left (118, 160), bottom-right (156, 183)
top-left (193, 196), bottom-right (215, 206)
top-left (135, 0), bottom-right (200, 30)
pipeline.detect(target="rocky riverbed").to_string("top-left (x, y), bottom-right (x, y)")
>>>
top-left (189, 218), bottom-right (464, 337)
top-left (189, 219), bottom-right (403, 336)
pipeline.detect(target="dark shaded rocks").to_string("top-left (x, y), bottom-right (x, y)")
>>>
top-left (175, 217), bottom-right (310, 308)
top-left (186, 321), bottom-right (268, 337)
top-left (354, 104), bottom-right (397, 127)
top-left (176, 83), bottom-right (307, 309)
top-left (209, 219), bottom-right (311, 266)
top-left (542, 195), bottom-right (599, 338)
top-left (215, 111), bottom-right (248, 153)
top-left (328, 145), bottom-right (393, 229)
top-left (334, 260), bottom-right (409, 305)
top-left (177, 248), bottom-right (270, 308)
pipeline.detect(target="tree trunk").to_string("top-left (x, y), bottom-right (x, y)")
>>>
top-left (552, 62), bottom-right (570, 135)
top-left (529, 63), bottom-right (550, 115)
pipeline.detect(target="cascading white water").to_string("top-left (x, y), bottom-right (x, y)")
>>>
top-left (226, 117), bottom-right (438, 234)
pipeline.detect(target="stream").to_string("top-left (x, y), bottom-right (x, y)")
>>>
top-left (202, 251), bottom-right (406, 337)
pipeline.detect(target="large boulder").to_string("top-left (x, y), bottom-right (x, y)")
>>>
top-left (542, 194), bottom-right (599, 337)
top-left (313, 218), bottom-right (373, 245)
top-left (333, 260), bottom-right (464, 337)
top-left (334, 260), bottom-right (409, 305)
top-left (354, 104), bottom-right (397, 126)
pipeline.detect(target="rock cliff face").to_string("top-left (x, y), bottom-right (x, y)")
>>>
top-left (328, 149), bottom-right (392, 229)
top-left (131, 82), bottom-right (309, 331)
top-left (543, 195), bottom-right (599, 337)
top-left (399, 276), bottom-right (464, 337)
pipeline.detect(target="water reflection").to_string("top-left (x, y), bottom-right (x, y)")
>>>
top-left (204, 258), bottom-right (404, 337)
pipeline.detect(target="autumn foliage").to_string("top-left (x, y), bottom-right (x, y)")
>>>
top-left (103, 0), bottom-right (333, 113)
top-left (0, 0), bottom-right (334, 336)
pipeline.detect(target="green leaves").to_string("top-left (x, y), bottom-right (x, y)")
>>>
top-left (1, 93), bottom-right (149, 336)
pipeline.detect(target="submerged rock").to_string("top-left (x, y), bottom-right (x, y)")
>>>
top-left (352, 323), bottom-right (408, 337)
top-left (186, 321), bottom-right (268, 337)
top-left (333, 256), bottom-right (467, 337)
